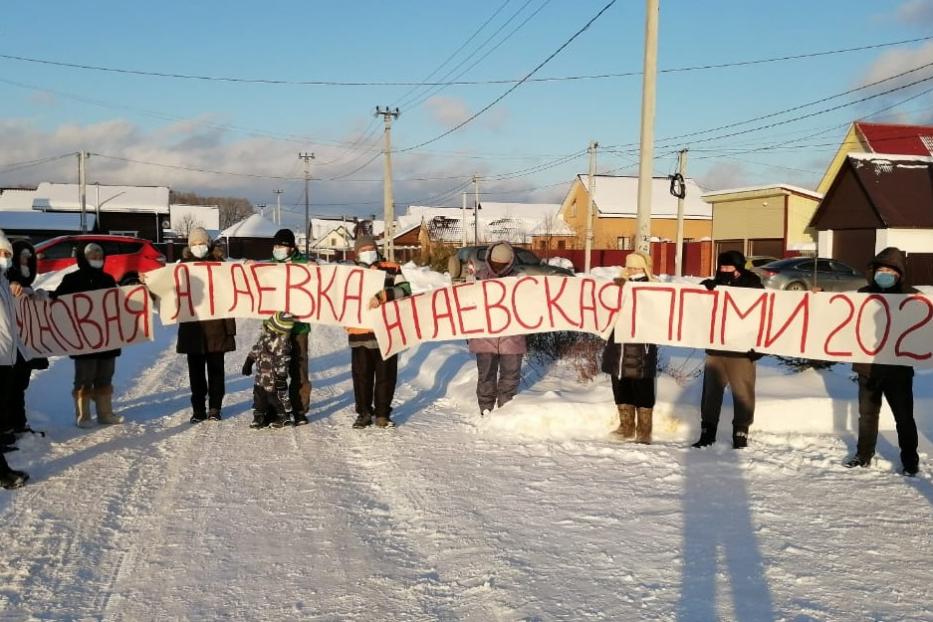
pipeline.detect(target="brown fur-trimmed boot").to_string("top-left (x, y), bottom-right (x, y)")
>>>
top-left (612, 404), bottom-right (636, 439)
top-left (635, 408), bottom-right (653, 444)
top-left (93, 385), bottom-right (124, 425)
top-left (73, 388), bottom-right (94, 428)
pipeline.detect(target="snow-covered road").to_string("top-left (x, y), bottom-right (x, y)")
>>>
top-left (1, 321), bottom-right (931, 621)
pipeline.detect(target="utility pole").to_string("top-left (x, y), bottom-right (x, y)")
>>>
top-left (273, 188), bottom-right (283, 226)
top-left (461, 192), bottom-right (468, 247)
top-left (634, 0), bottom-right (660, 254)
top-left (674, 148), bottom-right (689, 277)
top-left (472, 174), bottom-right (480, 244)
top-left (376, 106), bottom-right (400, 261)
top-left (298, 152), bottom-right (315, 255)
top-left (584, 140), bottom-right (598, 274)
top-left (78, 151), bottom-right (88, 233)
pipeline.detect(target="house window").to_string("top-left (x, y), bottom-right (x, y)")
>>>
top-left (109, 230), bottom-right (138, 237)
top-left (557, 240), bottom-right (566, 250)
top-left (617, 236), bottom-right (632, 250)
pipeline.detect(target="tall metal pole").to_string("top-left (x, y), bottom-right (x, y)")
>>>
top-left (273, 188), bottom-right (283, 226)
top-left (584, 140), bottom-right (598, 274)
top-left (78, 151), bottom-right (88, 233)
top-left (298, 152), bottom-right (315, 255)
top-left (674, 148), bottom-right (688, 277)
top-left (376, 106), bottom-right (400, 261)
top-left (634, 0), bottom-right (660, 254)
top-left (472, 174), bottom-right (480, 244)
top-left (461, 192), bottom-right (468, 247)
top-left (95, 182), bottom-right (101, 232)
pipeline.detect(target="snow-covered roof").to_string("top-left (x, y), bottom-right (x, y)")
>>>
top-left (0, 210), bottom-right (95, 231)
top-left (575, 175), bottom-right (711, 219)
top-left (33, 183), bottom-right (170, 214)
top-left (398, 205), bottom-right (574, 244)
top-left (220, 213), bottom-right (281, 238)
top-left (701, 184), bottom-right (823, 201)
top-left (0, 188), bottom-right (38, 212)
top-left (847, 152), bottom-right (933, 164)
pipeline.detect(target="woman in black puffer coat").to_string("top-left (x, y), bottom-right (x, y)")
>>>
top-left (602, 251), bottom-right (658, 444)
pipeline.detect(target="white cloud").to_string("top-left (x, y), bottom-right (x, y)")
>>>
top-left (896, 0), bottom-right (933, 25)
top-left (424, 95), bottom-right (508, 131)
top-left (854, 41), bottom-right (933, 119)
top-left (699, 161), bottom-right (751, 191)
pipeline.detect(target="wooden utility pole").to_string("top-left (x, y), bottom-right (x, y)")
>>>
top-left (634, 0), bottom-right (660, 254)
top-left (472, 174), bottom-right (480, 244)
top-left (674, 148), bottom-right (688, 277)
top-left (461, 192), bottom-right (468, 247)
top-left (584, 140), bottom-right (598, 274)
top-left (376, 106), bottom-right (400, 261)
top-left (298, 152), bottom-right (315, 255)
top-left (273, 188), bottom-right (283, 226)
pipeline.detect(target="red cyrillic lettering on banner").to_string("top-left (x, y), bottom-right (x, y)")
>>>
top-left (36, 297), bottom-right (67, 352)
top-left (544, 277), bottom-right (580, 328)
top-left (100, 288), bottom-right (125, 347)
top-left (452, 283), bottom-right (483, 335)
top-left (855, 295), bottom-right (891, 356)
top-left (512, 277), bottom-right (543, 330)
top-left (668, 287), bottom-right (719, 343)
top-left (123, 285), bottom-right (151, 342)
top-left (597, 281), bottom-right (624, 333)
top-left (380, 300), bottom-right (407, 353)
top-left (19, 298), bottom-right (38, 353)
top-left (430, 288), bottom-right (457, 339)
top-left (228, 263), bottom-right (255, 313)
top-left (250, 264), bottom-right (279, 315)
top-left (894, 296), bottom-right (933, 361)
top-left (49, 298), bottom-right (85, 350)
top-left (720, 290), bottom-right (768, 348)
top-left (482, 279), bottom-right (511, 335)
top-left (316, 265), bottom-right (339, 321)
top-left (405, 293), bottom-right (424, 340)
top-left (73, 293), bottom-right (104, 349)
top-left (172, 264), bottom-right (195, 321)
top-left (823, 295), bottom-right (855, 357)
top-left (578, 278), bottom-right (599, 331)
top-left (197, 261), bottom-right (220, 315)
top-left (340, 268), bottom-right (365, 325)
top-left (285, 263), bottom-right (315, 320)
top-left (763, 292), bottom-right (809, 352)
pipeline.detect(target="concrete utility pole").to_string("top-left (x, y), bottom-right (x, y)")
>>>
top-left (376, 106), bottom-right (400, 261)
top-left (472, 174), bottom-right (480, 244)
top-left (584, 140), bottom-right (598, 274)
top-left (634, 0), bottom-right (660, 254)
top-left (461, 192), bottom-right (468, 247)
top-left (78, 151), bottom-right (88, 233)
top-left (674, 148), bottom-right (688, 277)
top-left (298, 152), bottom-right (315, 255)
top-left (273, 188), bottom-right (283, 226)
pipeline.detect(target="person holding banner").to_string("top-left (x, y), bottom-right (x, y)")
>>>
top-left (845, 247), bottom-right (920, 476)
top-left (469, 242), bottom-right (527, 417)
top-left (270, 228), bottom-right (312, 426)
top-left (601, 251), bottom-right (658, 443)
top-left (347, 235), bottom-right (411, 428)
top-left (693, 250), bottom-right (764, 449)
top-left (176, 228), bottom-right (236, 423)
top-left (54, 242), bottom-right (124, 428)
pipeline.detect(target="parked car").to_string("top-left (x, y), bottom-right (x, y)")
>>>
top-left (756, 257), bottom-right (865, 292)
top-left (448, 245), bottom-right (575, 282)
top-left (745, 255), bottom-right (780, 269)
top-left (35, 234), bottom-right (166, 285)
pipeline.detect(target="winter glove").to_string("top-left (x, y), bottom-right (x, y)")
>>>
top-left (613, 276), bottom-right (627, 287)
top-left (242, 356), bottom-right (254, 376)
top-left (701, 278), bottom-right (717, 291)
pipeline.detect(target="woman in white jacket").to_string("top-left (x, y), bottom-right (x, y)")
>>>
top-left (0, 229), bottom-right (29, 488)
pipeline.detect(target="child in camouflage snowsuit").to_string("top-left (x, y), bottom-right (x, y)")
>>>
top-left (242, 312), bottom-right (294, 429)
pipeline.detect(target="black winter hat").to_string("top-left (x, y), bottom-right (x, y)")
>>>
top-left (717, 250), bottom-right (746, 270)
top-left (273, 228), bottom-right (296, 248)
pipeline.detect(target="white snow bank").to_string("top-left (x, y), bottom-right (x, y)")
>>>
top-left (401, 261), bottom-right (451, 293)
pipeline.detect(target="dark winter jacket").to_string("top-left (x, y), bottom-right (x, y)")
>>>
top-left (53, 241), bottom-right (120, 360)
top-left (248, 326), bottom-right (292, 393)
top-left (347, 258), bottom-right (412, 347)
top-left (601, 336), bottom-right (658, 380)
top-left (175, 244), bottom-right (237, 355)
top-left (7, 241), bottom-right (49, 370)
top-left (270, 249), bottom-right (313, 336)
top-left (468, 242), bottom-right (528, 355)
top-left (701, 250), bottom-right (764, 360)
top-left (853, 247), bottom-right (919, 379)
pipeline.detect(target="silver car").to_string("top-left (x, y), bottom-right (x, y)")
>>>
top-left (756, 257), bottom-right (866, 292)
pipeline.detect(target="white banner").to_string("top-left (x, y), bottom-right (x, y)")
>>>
top-left (16, 285), bottom-right (153, 358)
top-left (372, 275), bottom-right (624, 357)
top-left (618, 281), bottom-right (933, 366)
top-left (145, 262), bottom-right (386, 327)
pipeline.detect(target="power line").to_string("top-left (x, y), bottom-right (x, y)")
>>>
top-left (2, 35), bottom-right (929, 86)
top-left (0, 153), bottom-right (74, 174)
top-left (90, 153), bottom-right (306, 180)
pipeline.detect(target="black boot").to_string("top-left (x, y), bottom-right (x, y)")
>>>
top-left (189, 411), bottom-right (208, 424)
top-left (0, 468), bottom-right (28, 489)
top-left (844, 455), bottom-right (871, 468)
top-left (691, 426), bottom-right (717, 448)
top-left (249, 411), bottom-right (267, 429)
top-left (292, 412), bottom-right (309, 426)
top-left (732, 429), bottom-right (749, 449)
top-left (268, 412), bottom-right (287, 428)
top-left (206, 408), bottom-right (222, 421)
top-left (352, 413), bottom-right (373, 429)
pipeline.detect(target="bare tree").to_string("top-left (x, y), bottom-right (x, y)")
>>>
top-left (171, 190), bottom-right (255, 229)
top-left (177, 214), bottom-right (203, 238)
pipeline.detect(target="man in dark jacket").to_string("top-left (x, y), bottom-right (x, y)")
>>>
top-left (693, 250), bottom-right (764, 449)
top-left (469, 242), bottom-right (527, 416)
top-left (347, 234), bottom-right (411, 428)
top-left (54, 242), bottom-right (123, 427)
top-left (845, 247), bottom-right (920, 476)
top-left (176, 228), bottom-right (236, 423)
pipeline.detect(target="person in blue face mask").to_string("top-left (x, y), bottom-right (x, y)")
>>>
top-left (845, 247), bottom-right (920, 476)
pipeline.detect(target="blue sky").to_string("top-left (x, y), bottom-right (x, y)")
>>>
top-left (2, 0), bottom-right (932, 223)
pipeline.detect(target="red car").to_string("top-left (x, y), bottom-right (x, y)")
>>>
top-left (35, 234), bottom-right (166, 285)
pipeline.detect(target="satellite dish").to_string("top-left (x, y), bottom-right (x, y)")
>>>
top-left (161, 219), bottom-right (171, 229)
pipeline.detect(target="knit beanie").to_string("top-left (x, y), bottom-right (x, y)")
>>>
top-left (188, 226), bottom-right (210, 247)
top-left (0, 229), bottom-right (11, 255)
top-left (355, 234), bottom-right (377, 253)
top-left (273, 228), bottom-right (296, 248)
top-left (264, 311), bottom-right (295, 335)
top-left (488, 242), bottom-right (513, 265)
top-left (623, 251), bottom-right (655, 281)
top-left (84, 242), bottom-right (104, 258)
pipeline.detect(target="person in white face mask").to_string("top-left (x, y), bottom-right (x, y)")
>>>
top-left (0, 229), bottom-right (29, 489)
top-left (54, 242), bottom-right (124, 428)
